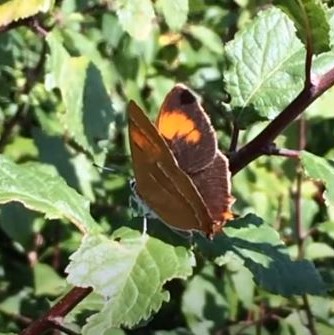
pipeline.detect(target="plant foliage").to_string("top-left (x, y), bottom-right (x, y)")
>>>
top-left (0, 0), bottom-right (334, 334)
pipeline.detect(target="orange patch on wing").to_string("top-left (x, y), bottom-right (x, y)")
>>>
top-left (158, 111), bottom-right (201, 144)
top-left (221, 211), bottom-right (234, 221)
top-left (131, 128), bottom-right (161, 156)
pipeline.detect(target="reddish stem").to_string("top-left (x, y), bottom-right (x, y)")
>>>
top-left (230, 66), bottom-right (334, 175)
top-left (20, 287), bottom-right (92, 335)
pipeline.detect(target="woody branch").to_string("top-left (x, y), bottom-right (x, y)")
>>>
top-left (229, 66), bottom-right (334, 175)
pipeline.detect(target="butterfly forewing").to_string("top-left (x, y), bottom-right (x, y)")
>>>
top-left (128, 101), bottom-right (214, 235)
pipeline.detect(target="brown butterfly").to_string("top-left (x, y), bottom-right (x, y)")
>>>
top-left (128, 84), bottom-right (234, 237)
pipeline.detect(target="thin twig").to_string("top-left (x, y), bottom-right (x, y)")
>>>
top-left (20, 287), bottom-right (92, 335)
top-left (302, 295), bottom-right (318, 335)
top-left (294, 116), bottom-right (317, 335)
top-left (229, 121), bottom-right (239, 152)
top-left (29, 17), bottom-right (49, 37)
top-left (234, 313), bottom-right (281, 335)
top-left (261, 143), bottom-right (301, 158)
top-left (295, 168), bottom-right (304, 254)
top-left (295, 116), bottom-right (306, 256)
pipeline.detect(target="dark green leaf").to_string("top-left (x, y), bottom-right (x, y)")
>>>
top-left (195, 214), bottom-right (326, 296)
top-left (274, 0), bottom-right (330, 54)
top-left (46, 32), bottom-right (115, 164)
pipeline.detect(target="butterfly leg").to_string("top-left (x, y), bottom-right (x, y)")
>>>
top-left (142, 216), bottom-right (147, 236)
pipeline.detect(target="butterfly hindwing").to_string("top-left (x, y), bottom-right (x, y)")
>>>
top-left (156, 84), bottom-right (217, 174)
top-left (190, 151), bottom-right (234, 223)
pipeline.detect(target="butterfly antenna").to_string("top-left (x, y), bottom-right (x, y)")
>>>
top-left (94, 163), bottom-right (131, 176)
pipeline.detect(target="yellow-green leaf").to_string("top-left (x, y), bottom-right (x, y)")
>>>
top-left (0, 0), bottom-right (53, 27)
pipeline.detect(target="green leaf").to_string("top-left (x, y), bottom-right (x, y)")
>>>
top-left (115, 0), bottom-right (156, 40)
top-left (224, 7), bottom-right (305, 128)
top-left (301, 151), bottom-right (334, 206)
top-left (306, 85), bottom-right (334, 119)
top-left (309, 296), bottom-right (333, 320)
top-left (189, 0), bottom-right (205, 13)
top-left (65, 228), bottom-right (195, 331)
top-left (156, 0), bottom-right (189, 31)
top-left (3, 136), bottom-right (38, 161)
top-left (329, 7), bottom-right (334, 47)
top-left (285, 312), bottom-right (310, 334)
top-left (230, 265), bottom-right (254, 308)
top-left (305, 242), bottom-right (334, 260)
top-left (0, 0), bottom-right (53, 27)
top-left (0, 202), bottom-right (37, 247)
top-left (0, 288), bottom-right (31, 315)
top-left (0, 155), bottom-right (98, 233)
top-left (232, 164), bottom-right (291, 224)
top-left (61, 29), bottom-right (114, 88)
top-left (34, 263), bottom-right (66, 296)
top-left (289, 241), bottom-right (334, 260)
top-left (187, 25), bottom-right (223, 54)
top-left (318, 221), bottom-right (334, 240)
top-left (315, 322), bottom-right (334, 335)
top-left (195, 214), bottom-right (326, 296)
top-left (274, 0), bottom-right (330, 54)
top-left (182, 265), bottom-right (229, 335)
top-left (46, 32), bottom-right (115, 164)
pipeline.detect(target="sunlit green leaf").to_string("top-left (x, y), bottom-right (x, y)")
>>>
top-left (301, 151), bottom-right (334, 206)
top-left (306, 85), bottom-right (334, 119)
top-left (66, 228), bottom-right (195, 331)
top-left (0, 155), bottom-right (98, 233)
top-left (115, 0), bottom-right (156, 40)
top-left (156, 0), bottom-right (188, 31)
top-left (318, 221), bottom-right (334, 240)
top-left (188, 25), bottom-right (223, 54)
top-left (306, 242), bottom-right (334, 260)
top-left (224, 7), bottom-right (305, 128)
top-left (34, 263), bottom-right (66, 296)
top-left (0, 0), bottom-right (53, 27)
top-left (290, 241), bottom-right (334, 260)
top-left (182, 265), bottom-right (228, 335)
top-left (230, 265), bottom-right (254, 308)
